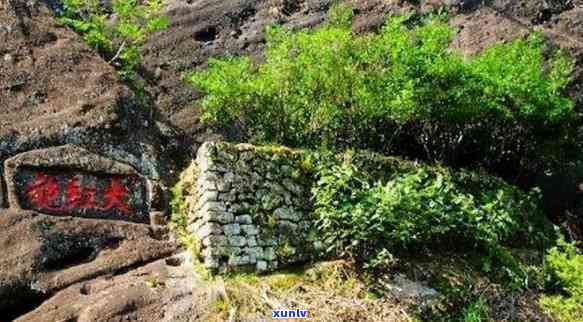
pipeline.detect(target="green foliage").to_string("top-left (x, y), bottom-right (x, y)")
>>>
top-left (169, 162), bottom-right (196, 232)
top-left (169, 163), bottom-right (204, 266)
top-left (470, 33), bottom-right (574, 123)
top-left (311, 157), bottom-right (549, 284)
top-left (326, 3), bottom-right (355, 27)
top-left (60, 0), bottom-right (168, 84)
top-left (540, 238), bottom-right (583, 321)
top-left (462, 296), bottom-right (489, 322)
top-left (145, 276), bottom-right (165, 289)
top-left (188, 4), bottom-right (576, 179)
top-left (169, 182), bottom-right (188, 230)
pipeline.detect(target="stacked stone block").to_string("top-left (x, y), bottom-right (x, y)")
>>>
top-left (187, 142), bottom-right (319, 274)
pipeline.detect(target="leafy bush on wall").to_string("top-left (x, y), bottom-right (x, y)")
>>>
top-left (188, 5), bottom-right (576, 182)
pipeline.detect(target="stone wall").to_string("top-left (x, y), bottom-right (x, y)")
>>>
top-left (185, 142), bottom-right (322, 274)
top-left (181, 142), bottom-right (427, 274)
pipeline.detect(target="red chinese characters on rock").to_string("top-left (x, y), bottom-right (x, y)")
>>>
top-left (25, 172), bottom-right (132, 215)
top-left (25, 173), bottom-right (61, 210)
top-left (65, 176), bottom-right (98, 210)
top-left (101, 178), bottom-right (130, 214)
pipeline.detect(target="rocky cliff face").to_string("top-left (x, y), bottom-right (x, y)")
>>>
top-left (140, 0), bottom-right (583, 137)
top-left (0, 3), bottom-right (187, 320)
top-left (0, 0), bottom-right (185, 182)
top-left (1, 0), bottom-right (582, 320)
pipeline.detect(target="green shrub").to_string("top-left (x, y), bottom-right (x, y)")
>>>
top-left (540, 238), bottom-right (583, 321)
top-left (60, 0), bottom-right (168, 85)
top-left (188, 4), bottom-right (576, 181)
top-left (311, 156), bottom-right (550, 283)
top-left (462, 296), bottom-right (489, 322)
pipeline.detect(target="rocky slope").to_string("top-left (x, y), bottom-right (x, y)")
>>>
top-left (1, 0), bottom-right (582, 321)
top-left (13, 251), bottom-right (201, 322)
top-left (0, 3), bottom-right (187, 320)
top-left (0, 210), bottom-right (179, 320)
top-left (140, 0), bottom-right (583, 232)
top-left (140, 0), bottom-right (583, 138)
top-left (0, 0), bottom-right (183, 182)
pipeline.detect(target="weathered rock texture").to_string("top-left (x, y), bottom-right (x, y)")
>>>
top-left (0, 209), bottom-right (178, 320)
top-left (0, 1), bottom-right (183, 206)
top-left (15, 252), bottom-right (201, 322)
top-left (0, 0), bottom-right (581, 319)
top-left (0, 3), bottom-right (190, 320)
top-left (184, 142), bottom-right (319, 273)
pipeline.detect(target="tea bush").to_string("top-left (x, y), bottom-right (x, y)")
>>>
top-left (188, 4), bottom-right (576, 182)
top-left (311, 155), bottom-right (551, 283)
top-left (540, 238), bottom-right (583, 321)
top-left (461, 296), bottom-right (490, 322)
top-left (60, 0), bottom-right (168, 85)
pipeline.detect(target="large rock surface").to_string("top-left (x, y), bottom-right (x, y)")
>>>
top-left (15, 252), bottom-right (202, 322)
top-left (0, 2), bottom-right (126, 142)
top-left (1, 0), bottom-right (583, 320)
top-left (0, 210), bottom-right (178, 320)
top-left (0, 3), bottom-right (189, 321)
top-left (0, 1), bottom-right (181, 181)
top-left (141, 0), bottom-right (583, 138)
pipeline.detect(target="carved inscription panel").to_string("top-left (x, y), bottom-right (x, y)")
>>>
top-left (14, 168), bottom-right (149, 223)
